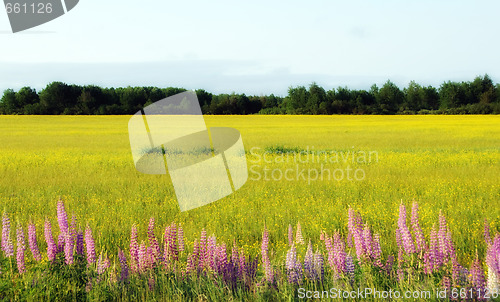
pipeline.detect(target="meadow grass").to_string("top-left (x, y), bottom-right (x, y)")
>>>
top-left (0, 115), bottom-right (498, 300)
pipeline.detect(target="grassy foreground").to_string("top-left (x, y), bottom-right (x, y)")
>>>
top-left (0, 115), bottom-right (498, 300)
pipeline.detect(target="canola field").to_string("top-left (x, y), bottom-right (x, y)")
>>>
top-left (0, 115), bottom-right (498, 300)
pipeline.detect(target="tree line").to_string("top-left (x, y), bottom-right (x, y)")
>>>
top-left (1, 75), bottom-right (499, 115)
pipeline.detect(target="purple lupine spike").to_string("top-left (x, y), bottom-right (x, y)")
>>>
top-left (469, 254), bottom-right (486, 299)
top-left (84, 225), bottom-right (96, 265)
top-left (216, 243), bottom-right (228, 275)
top-left (199, 229), bottom-right (207, 268)
top-left (207, 235), bottom-right (217, 270)
top-left (384, 255), bottom-right (394, 275)
top-left (484, 219), bottom-right (493, 246)
top-left (44, 219), bottom-right (56, 262)
top-left (411, 201), bottom-right (427, 253)
top-left (486, 235), bottom-right (500, 292)
top-left (57, 233), bottom-right (65, 254)
top-left (438, 211), bottom-right (449, 261)
top-left (353, 224), bottom-right (365, 261)
top-left (56, 198), bottom-right (69, 235)
top-left (130, 224), bottom-right (139, 272)
top-left (395, 228), bottom-right (402, 249)
top-left (333, 232), bottom-right (346, 274)
top-left (64, 231), bottom-right (74, 265)
top-left (261, 226), bottom-right (269, 264)
top-left (97, 253), bottom-right (110, 275)
top-left (69, 214), bottom-right (77, 244)
top-left (169, 223), bottom-right (178, 261)
top-left (324, 235), bottom-right (335, 271)
top-left (16, 225), bottom-right (26, 274)
top-left (363, 225), bottom-right (374, 259)
top-left (178, 224), bottom-right (184, 252)
top-left (423, 249), bottom-right (433, 275)
top-left (445, 227), bottom-right (456, 260)
top-left (138, 242), bottom-right (147, 273)
top-left (147, 217), bottom-right (160, 264)
top-left (27, 223), bottom-right (41, 262)
top-left (398, 203), bottom-right (416, 255)
top-left (147, 246), bottom-right (155, 270)
top-left (2, 212), bottom-right (14, 257)
top-left (304, 240), bottom-right (314, 280)
top-left (345, 255), bottom-right (355, 283)
top-left (372, 233), bottom-right (383, 267)
top-left (288, 224), bottom-right (293, 246)
top-left (442, 276), bottom-right (451, 296)
top-left (429, 224), bottom-right (441, 272)
top-left (295, 222), bottom-right (304, 244)
top-left (451, 258), bottom-right (462, 287)
top-left (313, 249), bottom-right (324, 281)
top-left (285, 244), bottom-right (298, 284)
top-left (76, 231), bottom-right (84, 256)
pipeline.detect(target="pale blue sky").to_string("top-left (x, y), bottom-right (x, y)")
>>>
top-left (1, 0), bottom-right (499, 95)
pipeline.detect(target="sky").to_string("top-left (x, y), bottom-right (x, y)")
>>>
top-left (1, 0), bottom-right (500, 96)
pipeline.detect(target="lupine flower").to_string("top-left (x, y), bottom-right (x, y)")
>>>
top-left (372, 234), bottom-right (383, 267)
top-left (363, 225), bottom-right (374, 259)
top-left (384, 255), bottom-right (395, 275)
top-left (16, 225), bottom-right (26, 274)
top-left (147, 217), bottom-right (160, 263)
top-left (261, 227), bottom-right (274, 283)
top-left (2, 212), bottom-right (14, 257)
top-left (97, 253), bottom-right (110, 275)
top-left (216, 243), bottom-right (228, 275)
top-left (411, 201), bottom-right (427, 253)
top-left (304, 240), bottom-right (314, 279)
top-left (285, 244), bottom-right (302, 284)
top-left (57, 233), bottom-right (65, 254)
top-left (164, 223), bottom-right (178, 265)
top-left (429, 224), bottom-right (442, 271)
top-left (138, 242), bottom-right (148, 273)
top-left (313, 249), bottom-right (324, 281)
top-left (295, 222), bottom-right (304, 244)
top-left (398, 203), bottom-right (415, 254)
top-left (261, 227), bottom-right (269, 264)
top-left (333, 232), bottom-right (346, 274)
top-left (27, 223), bottom-right (41, 262)
top-left (438, 211), bottom-right (451, 262)
top-left (207, 235), bottom-right (217, 270)
top-left (178, 224), bottom-right (184, 252)
top-left (129, 224), bottom-right (139, 272)
top-left (486, 235), bottom-right (500, 293)
top-left (469, 254), bottom-right (486, 300)
top-left (84, 225), bottom-right (96, 265)
top-left (199, 229), bottom-right (207, 268)
top-left (118, 249), bottom-right (128, 282)
top-left (44, 219), bottom-right (56, 262)
top-left (76, 231), bottom-right (84, 256)
top-left (56, 198), bottom-right (69, 235)
top-left (288, 224), bottom-right (293, 246)
top-left (64, 231), bottom-right (74, 265)
top-left (345, 255), bottom-right (355, 283)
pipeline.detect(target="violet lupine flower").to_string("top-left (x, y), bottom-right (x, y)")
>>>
top-left (164, 223), bottom-right (178, 265)
top-left (27, 223), bottom-right (41, 262)
top-left (469, 254), bottom-right (486, 300)
top-left (444, 227), bottom-right (456, 261)
top-left (398, 203), bottom-right (416, 255)
top-left (429, 224), bottom-right (441, 272)
top-left (411, 201), bottom-right (427, 253)
top-left (352, 225), bottom-right (365, 261)
top-left (84, 225), bottom-right (96, 265)
top-left (372, 234), bottom-right (383, 267)
top-left (76, 231), bottom-right (84, 256)
top-left (57, 233), bottom-right (65, 254)
top-left (324, 235), bottom-right (335, 272)
top-left (138, 242), bottom-right (148, 273)
top-left (64, 231), bottom-right (74, 265)
top-left (313, 249), bottom-right (324, 281)
top-left (56, 198), bottom-right (69, 235)
top-left (44, 219), bottom-right (56, 262)
top-left (384, 255), bottom-right (395, 275)
top-left (486, 235), bottom-right (500, 293)
top-left (177, 224), bottom-right (184, 252)
top-left (304, 240), bottom-right (314, 280)
top-left (147, 246), bottom-right (155, 270)
top-left (363, 225), bottom-right (374, 259)
top-left (288, 224), bottom-right (293, 246)
top-left (295, 222), bottom-right (304, 245)
top-left (285, 244), bottom-right (302, 284)
top-left (1, 212), bottom-right (14, 257)
top-left (199, 229), bottom-right (207, 268)
top-left (117, 249), bottom-right (129, 281)
top-left (97, 253), bottom-right (110, 275)
top-left (129, 224), bottom-right (139, 272)
top-left (438, 211), bottom-right (450, 262)
top-left (442, 276), bottom-right (451, 296)
top-left (147, 217), bottom-right (160, 263)
top-left (261, 227), bottom-right (274, 283)
top-left (69, 214), bottom-right (77, 244)
top-left (333, 232), bottom-right (346, 274)
top-left (230, 243), bottom-right (239, 277)
top-left (205, 235), bottom-right (216, 270)
top-left (16, 225), bottom-right (26, 274)
top-left (345, 255), bottom-right (355, 283)
top-left (216, 243), bottom-right (228, 275)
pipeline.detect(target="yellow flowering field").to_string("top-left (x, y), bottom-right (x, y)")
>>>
top-left (0, 115), bottom-right (498, 266)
